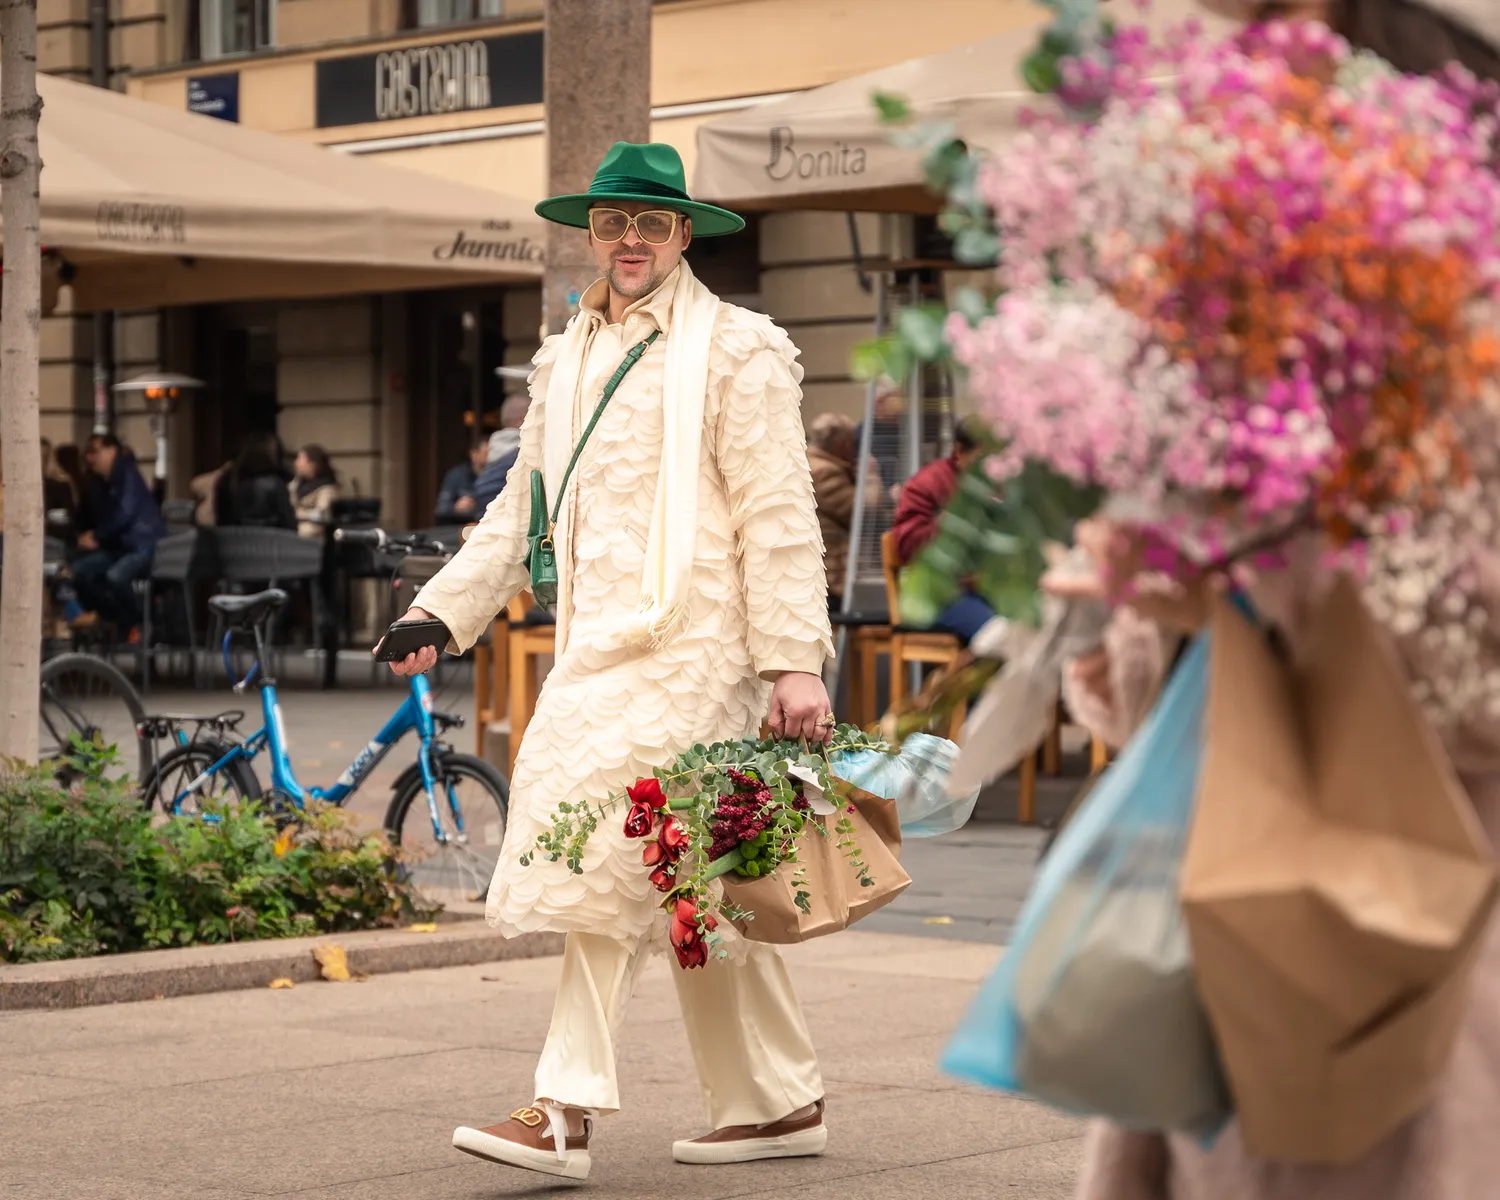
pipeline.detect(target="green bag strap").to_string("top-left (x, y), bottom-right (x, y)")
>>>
top-left (548, 329), bottom-right (661, 529)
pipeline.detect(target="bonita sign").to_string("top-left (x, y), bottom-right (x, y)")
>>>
top-left (765, 126), bottom-right (868, 184)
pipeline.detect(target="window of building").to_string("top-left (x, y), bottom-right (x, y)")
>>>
top-left (401, 0), bottom-right (504, 28)
top-left (199, 0), bottom-right (274, 59)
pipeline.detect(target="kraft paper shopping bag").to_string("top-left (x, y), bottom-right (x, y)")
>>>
top-left (1182, 577), bottom-right (1498, 1164)
top-left (722, 788), bottom-right (911, 944)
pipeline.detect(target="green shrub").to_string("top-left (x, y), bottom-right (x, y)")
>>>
top-left (0, 744), bottom-right (437, 963)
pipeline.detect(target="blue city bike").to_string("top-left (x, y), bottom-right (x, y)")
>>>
top-left (139, 530), bottom-right (509, 905)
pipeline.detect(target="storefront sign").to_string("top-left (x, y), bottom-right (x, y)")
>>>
top-left (765, 125), bottom-right (868, 184)
top-left (431, 220), bottom-right (544, 265)
top-left (188, 73), bottom-right (239, 123)
top-left (96, 202), bottom-right (187, 245)
top-left (315, 30), bottom-right (543, 129)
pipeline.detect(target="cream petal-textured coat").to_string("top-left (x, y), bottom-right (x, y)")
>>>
top-left (413, 272), bottom-right (834, 950)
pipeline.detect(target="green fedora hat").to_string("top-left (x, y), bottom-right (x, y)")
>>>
top-left (535, 141), bottom-right (745, 238)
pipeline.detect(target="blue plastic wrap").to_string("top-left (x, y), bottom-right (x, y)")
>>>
top-left (939, 633), bottom-right (1230, 1137)
top-left (831, 733), bottom-right (981, 838)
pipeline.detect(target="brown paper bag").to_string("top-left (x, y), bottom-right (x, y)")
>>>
top-left (1182, 577), bottom-right (1499, 1164)
top-left (721, 788), bottom-right (912, 944)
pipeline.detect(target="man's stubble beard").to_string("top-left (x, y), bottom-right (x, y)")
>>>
top-left (606, 256), bottom-right (670, 301)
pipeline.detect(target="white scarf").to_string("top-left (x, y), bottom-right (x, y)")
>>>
top-left (542, 261), bottom-right (720, 654)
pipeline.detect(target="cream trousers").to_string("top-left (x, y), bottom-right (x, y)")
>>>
top-left (533, 931), bottom-right (824, 1129)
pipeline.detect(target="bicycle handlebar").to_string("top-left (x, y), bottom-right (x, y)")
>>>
top-left (333, 527), bottom-right (455, 557)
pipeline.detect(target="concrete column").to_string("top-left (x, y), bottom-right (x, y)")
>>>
top-left (542, 0), bottom-right (652, 335)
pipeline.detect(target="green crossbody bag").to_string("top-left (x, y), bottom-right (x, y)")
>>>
top-left (527, 329), bottom-right (660, 608)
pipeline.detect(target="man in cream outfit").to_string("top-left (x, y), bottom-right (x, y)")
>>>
top-left (387, 142), bottom-right (838, 1182)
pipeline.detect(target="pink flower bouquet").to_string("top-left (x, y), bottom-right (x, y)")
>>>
top-left (947, 9), bottom-right (1500, 725)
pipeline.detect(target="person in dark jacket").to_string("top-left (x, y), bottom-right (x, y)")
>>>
top-left (215, 431), bottom-right (297, 530)
top-left (470, 394), bottom-right (530, 516)
top-left (71, 433), bottom-right (166, 633)
top-left (434, 435), bottom-right (489, 525)
top-left (889, 420), bottom-right (999, 644)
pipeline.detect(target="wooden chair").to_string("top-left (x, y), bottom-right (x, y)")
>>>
top-left (472, 614), bottom-right (509, 756)
top-left (880, 531), bottom-right (967, 739)
top-left (832, 612), bottom-right (892, 729)
top-left (505, 591), bottom-right (557, 777)
top-left (1090, 734), bottom-right (1111, 772)
top-left (877, 530), bottom-right (1110, 825)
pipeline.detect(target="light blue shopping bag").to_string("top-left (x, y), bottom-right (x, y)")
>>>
top-left (830, 733), bottom-right (981, 839)
top-left (939, 632), bottom-right (1230, 1137)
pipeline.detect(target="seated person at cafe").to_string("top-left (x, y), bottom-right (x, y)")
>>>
top-left (290, 443), bottom-right (340, 539)
top-left (890, 420), bottom-right (1006, 648)
top-left (71, 433), bottom-right (166, 637)
top-left (807, 412), bottom-right (882, 609)
top-left (471, 394), bottom-right (530, 516)
top-left (215, 431), bottom-right (297, 530)
top-left (434, 434), bottom-right (488, 525)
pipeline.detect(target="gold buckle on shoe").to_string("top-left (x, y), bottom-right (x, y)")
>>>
top-left (511, 1107), bottom-right (545, 1128)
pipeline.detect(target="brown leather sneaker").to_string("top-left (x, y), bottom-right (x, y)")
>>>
top-left (453, 1104), bottom-right (592, 1179)
top-left (672, 1099), bottom-right (827, 1165)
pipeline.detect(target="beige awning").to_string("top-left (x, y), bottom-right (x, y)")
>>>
top-left (9, 73), bottom-right (545, 312)
top-left (691, 1), bottom-right (1236, 214)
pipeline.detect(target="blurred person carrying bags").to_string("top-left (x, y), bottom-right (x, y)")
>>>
top-left (1042, 520), bottom-right (1500, 1200)
top-left (1184, 574), bottom-right (1497, 1165)
top-left (947, 511), bottom-right (1500, 1184)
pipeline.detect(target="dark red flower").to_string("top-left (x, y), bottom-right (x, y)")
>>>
top-left (675, 938), bottom-right (709, 969)
top-left (623, 803), bottom-right (656, 839)
top-left (659, 818), bottom-right (690, 861)
top-left (623, 777), bottom-right (668, 839)
top-left (649, 861), bottom-right (675, 892)
top-left (668, 901), bottom-right (718, 970)
top-left (627, 778), bottom-right (667, 810)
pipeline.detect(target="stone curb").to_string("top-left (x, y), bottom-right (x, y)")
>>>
top-left (0, 922), bottom-right (564, 1011)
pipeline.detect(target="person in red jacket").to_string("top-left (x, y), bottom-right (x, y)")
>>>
top-left (890, 421), bottom-right (1001, 645)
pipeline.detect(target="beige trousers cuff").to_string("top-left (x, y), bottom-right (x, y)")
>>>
top-left (533, 931), bottom-right (824, 1129)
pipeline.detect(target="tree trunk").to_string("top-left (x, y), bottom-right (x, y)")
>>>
top-left (0, 0), bottom-right (43, 763)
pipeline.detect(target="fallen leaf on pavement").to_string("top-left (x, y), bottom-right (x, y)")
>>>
top-left (923, 916), bottom-right (955, 926)
top-left (313, 945), bottom-right (368, 983)
top-left (407, 922), bottom-right (438, 933)
top-left (268, 978), bottom-right (295, 989)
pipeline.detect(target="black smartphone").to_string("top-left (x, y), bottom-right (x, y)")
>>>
top-left (373, 617), bottom-right (453, 664)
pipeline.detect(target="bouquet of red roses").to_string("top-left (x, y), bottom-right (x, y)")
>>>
top-left (522, 726), bottom-right (890, 969)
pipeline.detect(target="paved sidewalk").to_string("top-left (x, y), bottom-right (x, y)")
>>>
top-left (2, 931), bottom-right (1084, 1199)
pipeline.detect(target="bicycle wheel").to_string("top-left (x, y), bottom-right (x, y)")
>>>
top-left (39, 652), bottom-right (148, 783)
top-left (141, 740), bottom-right (262, 816)
top-left (384, 752), bottom-right (509, 907)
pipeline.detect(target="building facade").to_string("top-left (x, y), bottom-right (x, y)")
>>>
top-left (38, 0), bottom-right (1038, 526)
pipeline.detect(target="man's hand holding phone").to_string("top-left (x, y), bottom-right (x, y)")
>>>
top-left (378, 608), bottom-right (449, 675)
